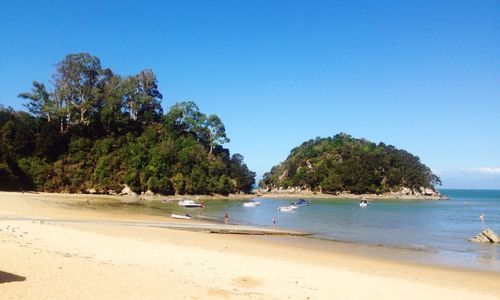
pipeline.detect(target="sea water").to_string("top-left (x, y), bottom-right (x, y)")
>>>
top-left (194, 189), bottom-right (500, 270)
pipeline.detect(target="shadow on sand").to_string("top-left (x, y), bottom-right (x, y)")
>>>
top-left (0, 270), bottom-right (26, 284)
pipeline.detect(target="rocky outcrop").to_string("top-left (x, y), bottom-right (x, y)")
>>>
top-left (400, 187), bottom-right (412, 195)
top-left (470, 229), bottom-right (500, 243)
top-left (256, 185), bottom-right (441, 199)
top-left (396, 186), bottom-right (439, 197)
top-left (420, 187), bottom-right (436, 196)
top-left (120, 185), bottom-right (137, 196)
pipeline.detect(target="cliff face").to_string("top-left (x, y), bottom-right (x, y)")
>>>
top-left (260, 133), bottom-right (441, 195)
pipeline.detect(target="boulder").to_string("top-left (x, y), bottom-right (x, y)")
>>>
top-left (421, 187), bottom-right (436, 196)
top-left (470, 234), bottom-right (490, 243)
top-left (470, 229), bottom-right (500, 243)
top-left (120, 185), bottom-right (137, 196)
top-left (120, 185), bottom-right (131, 195)
top-left (400, 187), bottom-right (412, 195)
top-left (483, 229), bottom-right (500, 243)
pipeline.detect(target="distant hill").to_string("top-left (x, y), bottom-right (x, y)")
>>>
top-left (0, 53), bottom-right (255, 195)
top-left (260, 133), bottom-right (441, 195)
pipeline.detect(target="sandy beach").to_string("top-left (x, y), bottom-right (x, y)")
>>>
top-left (1, 192), bottom-right (499, 299)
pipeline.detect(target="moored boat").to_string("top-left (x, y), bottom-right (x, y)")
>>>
top-left (170, 213), bottom-right (192, 220)
top-left (178, 199), bottom-right (204, 208)
top-left (243, 201), bottom-right (261, 207)
top-left (277, 205), bottom-right (298, 212)
top-left (291, 199), bottom-right (311, 206)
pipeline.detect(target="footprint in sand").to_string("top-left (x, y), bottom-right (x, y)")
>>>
top-left (208, 288), bottom-right (230, 298)
top-left (233, 276), bottom-right (262, 289)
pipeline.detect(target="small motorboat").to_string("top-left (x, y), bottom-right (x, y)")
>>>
top-left (291, 199), bottom-right (311, 207)
top-left (359, 198), bottom-right (368, 207)
top-left (243, 201), bottom-right (261, 207)
top-left (277, 205), bottom-right (298, 212)
top-left (170, 213), bottom-right (192, 220)
top-left (178, 199), bottom-right (204, 208)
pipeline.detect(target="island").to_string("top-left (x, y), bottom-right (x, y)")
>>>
top-left (259, 133), bottom-right (442, 198)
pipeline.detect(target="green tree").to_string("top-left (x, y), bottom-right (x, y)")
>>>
top-left (205, 114), bottom-right (229, 155)
top-left (18, 81), bottom-right (54, 123)
top-left (122, 70), bottom-right (163, 124)
top-left (53, 53), bottom-right (103, 128)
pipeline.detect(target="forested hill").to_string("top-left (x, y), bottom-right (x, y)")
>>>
top-left (260, 133), bottom-right (441, 195)
top-left (0, 53), bottom-right (255, 195)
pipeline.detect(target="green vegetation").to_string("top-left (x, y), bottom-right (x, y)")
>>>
top-left (260, 133), bottom-right (441, 194)
top-left (0, 53), bottom-right (255, 195)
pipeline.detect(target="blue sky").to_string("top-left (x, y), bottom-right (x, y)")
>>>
top-left (1, 0), bottom-right (499, 188)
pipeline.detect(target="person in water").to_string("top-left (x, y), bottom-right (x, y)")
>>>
top-left (224, 212), bottom-right (229, 223)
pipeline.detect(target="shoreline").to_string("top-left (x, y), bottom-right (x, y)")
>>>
top-left (3, 219), bottom-right (499, 300)
top-left (254, 191), bottom-right (442, 200)
top-left (7, 190), bottom-right (443, 201)
top-left (1, 191), bottom-right (499, 299)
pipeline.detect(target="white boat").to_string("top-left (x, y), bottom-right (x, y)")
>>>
top-left (178, 199), bottom-right (204, 208)
top-left (243, 201), bottom-right (260, 207)
top-left (277, 205), bottom-right (298, 212)
top-left (359, 198), bottom-right (368, 207)
top-left (178, 199), bottom-right (193, 206)
top-left (170, 214), bottom-right (192, 220)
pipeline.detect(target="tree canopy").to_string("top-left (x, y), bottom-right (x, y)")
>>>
top-left (260, 133), bottom-right (441, 195)
top-left (0, 53), bottom-right (255, 195)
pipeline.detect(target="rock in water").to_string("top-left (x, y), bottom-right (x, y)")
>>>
top-left (470, 228), bottom-right (500, 243)
top-left (471, 234), bottom-right (490, 243)
top-left (483, 229), bottom-right (500, 243)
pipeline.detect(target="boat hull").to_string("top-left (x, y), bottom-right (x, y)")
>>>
top-left (277, 206), bottom-right (298, 212)
top-left (243, 201), bottom-right (260, 207)
top-left (183, 204), bottom-right (204, 208)
top-left (170, 214), bottom-right (192, 219)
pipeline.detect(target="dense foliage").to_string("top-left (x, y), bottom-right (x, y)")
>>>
top-left (260, 133), bottom-right (441, 194)
top-left (0, 53), bottom-right (255, 195)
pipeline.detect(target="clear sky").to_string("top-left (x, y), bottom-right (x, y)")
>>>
top-left (1, 0), bottom-right (499, 189)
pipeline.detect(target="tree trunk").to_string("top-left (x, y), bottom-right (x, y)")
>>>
top-left (80, 107), bottom-right (87, 124)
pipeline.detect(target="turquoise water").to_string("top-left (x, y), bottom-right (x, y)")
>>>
top-left (178, 189), bottom-right (500, 269)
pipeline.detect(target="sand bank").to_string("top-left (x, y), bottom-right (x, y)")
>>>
top-left (0, 192), bottom-right (499, 299)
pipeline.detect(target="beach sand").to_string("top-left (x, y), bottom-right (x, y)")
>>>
top-left (1, 191), bottom-right (499, 299)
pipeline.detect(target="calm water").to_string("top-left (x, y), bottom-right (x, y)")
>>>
top-left (111, 189), bottom-right (500, 270)
top-left (179, 189), bottom-right (500, 270)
